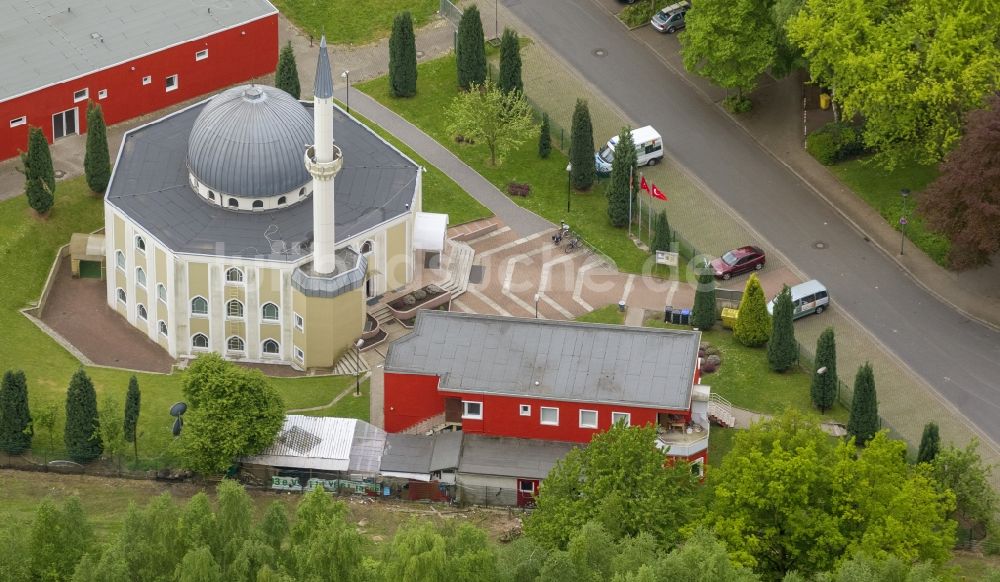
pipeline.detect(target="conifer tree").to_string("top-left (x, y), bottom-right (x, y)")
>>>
top-left (456, 5), bottom-right (486, 90)
top-left (84, 101), bottom-right (111, 194)
top-left (65, 368), bottom-right (102, 463)
top-left (606, 127), bottom-right (636, 227)
top-left (498, 28), bottom-right (523, 94)
top-left (810, 327), bottom-right (838, 413)
top-left (917, 421), bottom-right (940, 464)
top-left (538, 112), bottom-right (552, 159)
top-left (569, 99), bottom-right (595, 191)
top-left (0, 370), bottom-right (32, 454)
top-left (691, 266), bottom-right (716, 330)
top-left (275, 41), bottom-right (300, 99)
top-left (847, 362), bottom-right (879, 446)
top-left (123, 375), bottom-right (141, 461)
top-left (651, 211), bottom-right (671, 252)
top-left (389, 11), bottom-right (417, 97)
top-left (23, 127), bottom-right (55, 214)
top-left (767, 286), bottom-right (797, 372)
top-left (733, 274), bottom-right (770, 347)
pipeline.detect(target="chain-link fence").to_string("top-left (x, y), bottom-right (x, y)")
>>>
top-left (456, 483), bottom-right (523, 508)
top-left (439, 0), bottom-right (463, 28)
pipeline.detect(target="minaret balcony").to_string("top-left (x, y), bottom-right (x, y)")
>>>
top-left (304, 144), bottom-right (343, 180)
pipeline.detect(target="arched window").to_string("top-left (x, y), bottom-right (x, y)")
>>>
top-left (277, 196), bottom-right (286, 205)
top-left (137, 304), bottom-right (147, 320)
top-left (262, 339), bottom-right (279, 354)
top-left (208, 190), bottom-right (215, 200)
top-left (192, 333), bottom-right (209, 349)
top-left (157, 284), bottom-right (167, 302)
top-left (252, 200), bottom-right (263, 209)
top-left (298, 187), bottom-right (305, 197)
top-left (228, 198), bottom-right (239, 208)
top-left (116, 288), bottom-right (126, 303)
top-left (261, 302), bottom-right (279, 321)
top-left (135, 236), bottom-right (146, 253)
top-left (136, 267), bottom-right (146, 288)
top-left (227, 300), bottom-right (244, 318)
top-left (116, 250), bottom-right (125, 270)
top-left (158, 321), bottom-right (168, 336)
top-left (191, 296), bottom-right (208, 315)
top-left (226, 268), bottom-right (244, 283)
top-left (360, 240), bottom-right (374, 255)
top-left (227, 336), bottom-right (245, 352)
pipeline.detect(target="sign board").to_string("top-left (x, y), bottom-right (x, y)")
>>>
top-left (655, 250), bottom-right (679, 267)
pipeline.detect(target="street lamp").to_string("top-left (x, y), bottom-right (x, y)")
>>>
top-left (354, 338), bottom-right (364, 396)
top-left (565, 163), bottom-right (572, 213)
top-left (899, 188), bottom-right (910, 255)
top-left (534, 293), bottom-right (541, 318)
top-left (341, 70), bottom-right (351, 114)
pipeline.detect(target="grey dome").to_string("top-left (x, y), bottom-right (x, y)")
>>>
top-left (187, 85), bottom-right (313, 198)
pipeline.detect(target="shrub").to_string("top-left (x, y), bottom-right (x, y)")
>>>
top-left (723, 94), bottom-right (753, 114)
top-left (402, 294), bottom-right (416, 306)
top-left (807, 122), bottom-right (865, 165)
top-left (412, 289), bottom-right (427, 301)
top-left (618, 3), bottom-right (658, 27)
top-left (706, 354), bottom-right (722, 367)
top-left (702, 361), bottom-right (718, 374)
top-left (806, 130), bottom-right (838, 165)
top-left (507, 182), bottom-right (531, 197)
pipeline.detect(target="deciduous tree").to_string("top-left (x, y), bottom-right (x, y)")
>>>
top-left (918, 93), bottom-right (1000, 270)
top-left (917, 421), bottom-right (940, 464)
top-left (930, 440), bottom-right (998, 536)
top-left (446, 79), bottom-right (535, 166)
top-left (847, 362), bottom-right (878, 446)
top-left (0, 370), bottom-right (32, 454)
top-left (570, 99), bottom-right (595, 191)
top-left (456, 5), bottom-right (486, 90)
top-left (274, 41), bottom-right (300, 99)
top-left (691, 266), bottom-right (716, 331)
top-left (32, 403), bottom-right (58, 465)
top-left (98, 394), bottom-right (126, 473)
top-left (538, 112), bottom-right (552, 159)
top-left (606, 127), bottom-right (637, 227)
top-left (499, 28), bottom-right (523, 94)
top-left (29, 497), bottom-right (93, 581)
top-left (64, 368), bottom-right (102, 463)
top-left (389, 11), bottom-right (417, 98)
top-left (176, 547), bottom-right (222, 582)
top-left (811, 327), bottom-right (838, 413)
top-left (84, 102), bottom-right (110, 194)
top-left (733, 274), bottom-right (770, 347)
top-left (767, 285), bottom-right (797, 372)
top-left (123, 375), bottom-right (140, 461)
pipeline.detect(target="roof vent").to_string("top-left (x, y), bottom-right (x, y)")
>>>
top-left (242, 87), bottom-right (266, 102)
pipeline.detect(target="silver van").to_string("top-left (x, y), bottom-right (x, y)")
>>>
top-left (767, 280), bottom-right (830, 320)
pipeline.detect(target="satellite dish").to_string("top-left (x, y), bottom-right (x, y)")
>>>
top-left (169, 402), bottom-right (187, 417)
top-left (172, 416), bottom-right (184, 437)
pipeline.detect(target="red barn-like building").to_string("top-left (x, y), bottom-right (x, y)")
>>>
top-left (384, 311), bottom-right (712, 472)
top-left (1, 0), bottom-right (278, 161)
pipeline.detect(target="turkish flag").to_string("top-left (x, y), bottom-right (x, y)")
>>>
top-left (640, 175), bottom-right (650, 193)
top-left (651, 183), bottom-right (668, 201)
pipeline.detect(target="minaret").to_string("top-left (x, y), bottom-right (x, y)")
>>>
top-left (306, 36), bottom-right (343, 275)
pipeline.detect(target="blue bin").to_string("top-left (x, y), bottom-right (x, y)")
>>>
top-left (679, 309), bottom-right (691, 326)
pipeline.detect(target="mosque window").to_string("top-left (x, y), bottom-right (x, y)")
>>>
top-left (262, 339), bottom-right (280, 355)
top-left (116, 250), bottom-right (126, 271)
top-left (360, 240), bottom-right (374, 255)
top-left (191, 296), bottom-right (208, 316)
top-left (227, 300), bottom-right (244, 318)
top-left (192, 334), bottom-right (209, 350)
top-left (298, 187), bottom-right (305, 197)
top-left (136, 267), bottom-right (147, 288)
top-left (157, 284), bottom-right (167, 303)
top-left (228, 198), bottom-right (238, 208)
top-left (262, 303), bottom-right (279, 321)
top-left (135, 236), bottom-right (146, 253)
top-left (117, 288), bottom-right (126, 304)
top-left (137, 304), bottom-right (147, 320)
top-left (277, 196), bottom-right (286, 205)
top-left (227, 336), bottom-right (245, 352)
top-left (158, 321), bottom-right (168, 336)
top-left (226, 268), bottom-right (244, 283)
top-left (252, 200), bottom-right (263, 209)
top-left (208, 190), bottom-right (215, 200)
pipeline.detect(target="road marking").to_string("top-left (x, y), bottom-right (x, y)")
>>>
top-left (451, 298), bottom-right (474, 313)
top-left (539, 251), bottom-right (579, 294)
top-left (477, 231), bottom-right (548, 259)
top-left (468, 287), bottom-right (513, 317)
top-left (541, 294), bottom-right (575, 319)
top-left (664, 279), bottom-right (679, 307)
top-left (573, 261), bottom-right (597, 312)
top-left (620, 274), bottom-right (636, 305)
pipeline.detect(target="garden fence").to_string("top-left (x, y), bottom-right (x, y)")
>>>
top-left (456, 483), bottom-right (522, 508)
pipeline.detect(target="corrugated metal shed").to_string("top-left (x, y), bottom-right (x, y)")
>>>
top-left (385, 311), bottom-right (701, 410)
top-left (244, 415), bottom-right (386, 473)
top-left (381, 431), bottom-right (464, 481)
top-left (459, 435), bottom-right (576, 479)
top-left (0, 0), bottom-right (277, 101)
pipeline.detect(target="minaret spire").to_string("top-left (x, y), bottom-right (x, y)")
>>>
top-left (305, 34), bottom-right (343, 275)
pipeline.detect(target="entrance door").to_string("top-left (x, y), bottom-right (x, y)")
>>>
top-left (52, 108), bottom-right (78, 140)
top-left (444, 398), bottom-right (463, 423)
top-left (516, 479), bottom-right (538, 507)
top-left (365, 277), bottom-right (375, 298)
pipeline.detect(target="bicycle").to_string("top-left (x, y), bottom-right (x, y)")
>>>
top-left (564, 237), bottom-right (581, 253)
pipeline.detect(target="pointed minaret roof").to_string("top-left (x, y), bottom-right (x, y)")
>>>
top-left (314, 35), bottom-right (334, 99)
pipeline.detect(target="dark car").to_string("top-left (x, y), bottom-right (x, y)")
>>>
top-left (651, 1), bottom-right (691, 33)
top-left (710, 246), bottom-right (765, 280)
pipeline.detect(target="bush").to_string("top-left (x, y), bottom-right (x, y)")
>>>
top-left (807, 131), bottom-right (838, 165)
top-left (412, 289), bottom-right (427, 301)
top-left (723, 95), bottom-right (752, 114)
top-left (702, 361), bottom-right (718, 374)
top-left (507, 182), bottom-right (531, 197)
top-left (402, 294), bottom-right (416, 306)
top-left (807, 122), bottom-right (865, 165)
top-left (618, 3), bottom-right (659, 27)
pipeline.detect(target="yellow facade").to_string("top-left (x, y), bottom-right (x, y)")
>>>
top-left (386, 221), bottom-right (408, 290)
top-left (292, 287), bottom-right (364, 368)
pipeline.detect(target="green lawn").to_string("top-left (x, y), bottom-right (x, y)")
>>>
top-left (828, 157), bottom-right (949, 265)
top-left (356, 55), bottom-right (669, 276)
top-left (299, 379), bottom-right (371, 421)
top-left (270, 0), bottom-right (439, 45)
top-left (574, 304), bottom-right (626, 325)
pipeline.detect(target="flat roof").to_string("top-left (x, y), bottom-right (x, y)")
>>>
top-left (458, 434), bottom-right (576, 479)
top-left (385, 311), bottom-right (700, 410)
top-left (1, 0), bottom-right (277, 102)
top-left (106, 101), bottom-right (419, 261)
top-left (381, 431), bottom-right (463, 479)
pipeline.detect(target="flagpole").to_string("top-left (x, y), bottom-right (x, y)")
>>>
top-left (628, 166), bottom-right (633, 239)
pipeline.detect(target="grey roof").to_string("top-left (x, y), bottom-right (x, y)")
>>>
top-left (381, 431), bottom-right (464, 476)
top-left (0, 0), bottom-right (276, 102)
top-left (459, 435), bottom-right (576, 479)
top-left (242, 415), bottom-right (386, 474)
top-left (385, 311), bottom-right (701, 410)
top-left (430, 431), bottom-right (463, 471)
top-left (314, 36), bottom-right (334, 99)
top-left (187, 86), bottom-right (313, 198)
top-left (292, 251), bottom-right (366, 298)
top-left (106, 99), bottom-right (419, 261)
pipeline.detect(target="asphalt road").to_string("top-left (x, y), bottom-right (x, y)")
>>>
top-left (504, 0), bottom-right (1000, 442)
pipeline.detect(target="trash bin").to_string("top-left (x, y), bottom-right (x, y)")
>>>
top-left (618, 300), bottom-right (626, 313)
top-left (819, 93), bottom-right (831, 110)
top-left (664, 306), bottom-right (673, 323)
top-left (721, 307), bottom-right (739, 329)
top-left (679, 309), bottom-right (691, 326)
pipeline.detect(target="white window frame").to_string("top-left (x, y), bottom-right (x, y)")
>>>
top-left (540, 407), bottom-right (559, 426)
top-left (294, 313), bottom-right (304, 331)
top-left (261, 338), bottom-right (280, 356)
top-left (137, 304), bottom-right (147, 320)
top-left (116, 287), bottom-right (126, 304)
top-left (579, 409), bottom-right (598, 429)
top-left (165, 74), bottom-right (178, 92)
top-left (98, 89), bottom-right (108, 100)
top-left (261, 302), bottom-right (280, 322)
top-left (519, 404), bottom-right (531, 416)
top-left (195, 49), bottom-right (208, 61)
top-left (9, 116), bottom-right (26, 128)
top-left (462, 401), bottom-right (483, 420)
top-left (226, 300), bottom-right (244, 319)
top-left (611, 412), bottom-right (631, 426)
top-left (157, 283), bottom-right (167, 303)
top-left (115, 250), bottom-right (126, 271)
top-left (73, 88), bottom-right (88, 103)
top-left (142, 75), bottom-right (152, 86)
top-left (360, 240), bottom-right (374, 255)
top-left (190, 296), bottom-right (209, 317)
top-left (135, 236), bottom-right (145, 253)
top-left (518, 480), bottom-right (535, 493)
top-left (294, 346), bottom-right (305, 362)
top-left (191, 333), bottom-right (210, 351)
top-left (691, 458), bottom-right (705, 478)
top-left (158, 320), bottom-right (168, 336)
top-left (225, 267), bottom-right (244, 284)
top-left (135, 267), bottom-right (146, 288)
top-left (227, 336), bottom-right (245, 353)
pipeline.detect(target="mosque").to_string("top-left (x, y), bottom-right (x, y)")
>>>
top-left (102, 39), bottom-right (446, 369)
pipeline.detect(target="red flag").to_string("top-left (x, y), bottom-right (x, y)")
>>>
top-left (651, 183), bottom-right (668, 201)
top-left (640, 175), bottom-right (650, 193)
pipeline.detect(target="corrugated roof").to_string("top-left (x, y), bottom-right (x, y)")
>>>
top-left (106, 100), bottom-right (419, 261)
top-left (381, 431), bottom-right (464, 477)
top-left (0, 0), bottom-right (277, 102)
top-left (459, 435), bottom-right (576, 479)
top-left (385, 311), bottom-right (701, 410)
top-left (244, 415), bottom-right (386, 473)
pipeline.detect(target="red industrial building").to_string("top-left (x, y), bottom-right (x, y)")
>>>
top-left (1, 0), bottom-right (278, 161)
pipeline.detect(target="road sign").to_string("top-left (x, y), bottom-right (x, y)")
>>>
top-left (655, 250), bottom-right (679, 266)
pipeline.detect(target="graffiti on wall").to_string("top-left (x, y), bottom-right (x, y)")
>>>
top-left (270, 475), bottom-right (379, 494)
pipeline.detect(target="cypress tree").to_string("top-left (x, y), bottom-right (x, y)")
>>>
top-left (23, 127), bottom-right (55, 214)
top-left (25, 177), bottom-right (53, 216)
top-left (538, 112), bottom-right (552, 159)
top-left (917, 421), bottom-right (940, 463)
top-left (389, 11), bottom-right (417, 98)
top-left (847, 362), bottom-right (879, 446)
top-left (767, 286), bottom-right (798, 372)
top-left (691, 266), bottom-right (716, 330)
top-left (275, 41), bottom-right (301, 99)
top-left (456, 5), bottom-right (486, 90)
top-left (606, 127), bottom-right (636, 227)
top-left (811, 327), bottom-right (838, 412)
top-left (0, 370), bottom-right (33, 455)
top-left (651, 211), bottom-right (671, 252)
top-left (733, 274), bottom-right (770, 347)
top-left (570, 99), bottom-right (595, 191)
top-left (123, 375), bottom-right (141, 461)
top-left (64, 368), bottom-right (102, 463)
top-left (84, 101), bottom-right (111, 194)
top-left (498, 28), bottom-right (523, 94)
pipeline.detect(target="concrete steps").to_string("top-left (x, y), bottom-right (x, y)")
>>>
top-left (369, 305), bottom-right (396, 325)
top-left (331, 346), bottom-right (369, 377)
top-left (400, 412), bottom-right (447, 435)
top-left (448, 216), bottom-right (503, 241)
top-left (439, 240), bottom-right (475, 299)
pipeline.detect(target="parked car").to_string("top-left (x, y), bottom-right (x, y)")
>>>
top-left (709, 246), bottom-right (765, 280)
top-left (767, 280), bottom-right (830, 320)
top-left (595, 125), bottom-right (664, 175)
top-left (651, 1), bottom-right (691, 33)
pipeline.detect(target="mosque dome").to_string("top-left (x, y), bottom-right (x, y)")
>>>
top-left (187, 85), bottom-right (313, 201)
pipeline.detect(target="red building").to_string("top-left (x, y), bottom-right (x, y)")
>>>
top-left (1, 0), bottom-right (278, 161)
top-left (383, 311), bottom-right (712, 471)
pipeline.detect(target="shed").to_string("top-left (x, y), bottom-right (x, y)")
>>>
top-left (69, 233), bottom-right (105, 279)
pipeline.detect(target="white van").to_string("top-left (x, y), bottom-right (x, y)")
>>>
top-left (767, 280), bottom-right (830, 320)
top-left (595, 125), bottom-right (664, 175)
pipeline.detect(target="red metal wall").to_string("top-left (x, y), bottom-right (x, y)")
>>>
top-left (1, 13), bottom-right (278, 161)
top-left (383, 372), bottom-right (445, 433)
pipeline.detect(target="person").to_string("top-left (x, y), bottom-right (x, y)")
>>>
top-left (553, 220), bottom-right (569, 244)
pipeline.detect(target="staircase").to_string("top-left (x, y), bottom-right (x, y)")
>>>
top-left (369, 304), bottom-right (396, 326)
top-left (708, 393), bottom-right (736, 428)
top-left (438, 240), bottom-right (475, 299)
top-left (401, 413), bottom-right (447, 435)
top-left (331, 346), bottom-right (369, 377)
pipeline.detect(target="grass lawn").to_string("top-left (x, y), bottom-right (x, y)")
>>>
top-left (644, 318), bottom-right (850, 423)
top-left (270, 0), bottom-right (439, 45)
top-left (574, 304), bottom-right (626, 325)
top-left (0, 178), bottom-right (368, 467)
top-left (299, 379), bottom-right (371, 421)
top-left (356, 55), bottom-right (670, 276)
top-left (828, 157), bottom-right (949, 265)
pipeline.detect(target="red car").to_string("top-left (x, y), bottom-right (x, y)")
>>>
top-left (710, 246), bottom-right (766, 280)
